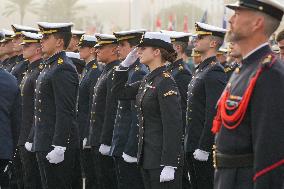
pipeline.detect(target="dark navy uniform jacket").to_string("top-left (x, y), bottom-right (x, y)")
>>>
top-left (185, 56), bottom-right (227, 153)
top-left (112, 65), bottom-right (183, 169)
top-left (33, 51), bottom-right (79, 151)
top-left (5, 55), bottom-right (24, 73)
top-left (110, 60), bottom-right (148, 158)
top-left (11, 57), bottom-right (29, 85)
top-left (17, 59), bottom-right (43, 146)
top-left (88, 60), bottom-right (120, 148)
top-left (77, 59), bottom-right (102, 142)
top-left (215, 45), bottom-right (284, 189)
top-left (167, 58), bottom-right (192, 130)
top-left (0, 68), bottom-right (21, 159)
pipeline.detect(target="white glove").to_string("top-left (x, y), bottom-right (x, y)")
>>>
top-left (120, 48), bottom-right (139, 67)
top-left (24, 142), bottom-right (33, 152)
top-left (46, 146), bottom-right (66, 164)
top-left (82, 138), bottom-right (87, 149)
top-left (99, 144), bottom-right (111, 156)
top-left (122, 152), bottom-right (137, 163)
top-left (193, 149), bottom-right (210, 161)
top-left (160, 166), bottom-right (176, 182)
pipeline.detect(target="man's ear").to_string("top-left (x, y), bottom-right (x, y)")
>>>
top-left (209, 40), bottom-right (217, 48)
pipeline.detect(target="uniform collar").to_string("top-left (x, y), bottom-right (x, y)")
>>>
top-left (28, 58), bottom-right (42, 70)
top-left (85, 59), bottom-right (96, 70)
top-left (104, 60), bottom-right (120, 71)
top-left (44, 51), bottom-right (65, 65)
top-left (146, 65), bottom-right (167, 82)
top-left (243, 42), bottom-right (269, 60)
top-left (197, 56), bottom-right (217, 70)
top-left (242, 44), bottom-right (272, 65)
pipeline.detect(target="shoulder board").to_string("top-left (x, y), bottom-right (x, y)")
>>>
top-left (162, 72), bottom-right (171, 78)
top-left (92, 64), bottom-right (97, 69)
top-left (57, 58), bottom-right (64, 65)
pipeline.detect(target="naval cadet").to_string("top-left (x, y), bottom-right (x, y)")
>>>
top-left (17, 31), bottom-right (43, 189)
top-left (78, 34), bottom-right (102, 189)
top-left (88, 34), bottom-right (120, 189)
top-left (112, 32), bottom-right (184, 189)
top-left (0, 30), bottom-right (16, 70)
top-left (212, 1), bottom-right (284, 189)
top-left (33, 22), bottom-right (79, 189)
top-left (111, 29), bottom-right (148, 189)
top-left (185, 22), bottom-right (227, 189)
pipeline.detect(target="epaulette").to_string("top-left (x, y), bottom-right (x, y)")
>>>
top-left (162, 71), bottom-right (171, 78)
top-left (57, 58), bottom-right (63, 65)
top-left (163, 90), bottom-right (178, 97)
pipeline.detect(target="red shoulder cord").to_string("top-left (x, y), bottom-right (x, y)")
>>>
top-left (211, 54), bottom-right (276, 134)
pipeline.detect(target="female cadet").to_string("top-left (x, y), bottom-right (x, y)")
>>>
top-left (112, 32), bottom-right (183, 189)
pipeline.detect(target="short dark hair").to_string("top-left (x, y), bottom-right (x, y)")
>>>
top-left (173, 41), bottom-right (188, 53)
top-left (53, 32), bottom-right (72, 49)
top-left (276, 30), bottom-right (284, 42)
top-left (127, 38), bottom-right (141, 47)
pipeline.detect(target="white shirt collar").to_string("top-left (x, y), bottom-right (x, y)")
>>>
top-left (243, 42), bottom-right (269, 60)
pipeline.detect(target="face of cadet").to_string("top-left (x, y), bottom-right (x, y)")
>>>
top-left (22, 43), bottom-right (38, 59)
top-left (117, 40), bottom-right (133, 61)
top-left (229, 42), bottom-right (242, 59)
top-left (12, 35), bottom-right (23, 53)
top-left (194, 35), bottom-right (212, 54)
top-left (96, 44), bottom-right (117, 63)
top-left (41, 34), bottom-right (59, 57)
top-left (137, 46), bottom-right (157, 65)
top-left (227, 9), bottom-right (257, 42)
top-left (79, 46), bottom-right (93, 60)
top-left (3, 41), bottom-right (14, 55)
top-left (278, 39), bottom-right (284, 61)
top-left (67, 35), bottom-right (79, 51)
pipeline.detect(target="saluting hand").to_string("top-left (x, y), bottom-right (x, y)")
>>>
top-left (120, 48), bottom-right (139, 67)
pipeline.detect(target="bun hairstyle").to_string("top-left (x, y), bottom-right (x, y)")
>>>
top-left (157, 47), bottom-right (177, 63)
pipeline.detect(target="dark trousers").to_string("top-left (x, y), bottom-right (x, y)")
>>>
top-left (81, 148), bottom-right (97, 189)
top-left (19, 146), bottom-right (42, 189)
top-left (186, 152), bottom-right (214, 189)
top-left (114, 156), bottom-right (144, 189)
top-left (0, 159), bottom-right (10, 189)
top-left (214, 167), bottom-right (253, 189)
top-left (71, 149), bottom-right (82, 189)
top-left (182, 155), bottom-right (191, 189)
top-left (141, 167), bottom-right (182, 189)
top-left (36, 149), bottom-right (76, 189)
top-left (91, 148), bottom-right (118, 189)
top-left (10, 149), bottom-right (24, 189)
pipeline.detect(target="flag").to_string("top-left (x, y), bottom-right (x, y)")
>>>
top-left (167, 14), bottom-right (174, 31)
top-left (222, 8), bottom-right (227, 29)
top-left (156, 16), bottom-right (162, 31)
top-left (200, 10), bottom-right (208, 23)
top-left (183, 15), bottom-right (188, 32)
